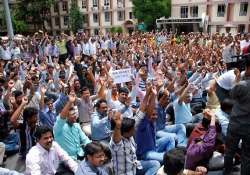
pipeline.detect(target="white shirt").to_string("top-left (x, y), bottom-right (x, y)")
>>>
top-left (0, 46), bottom-right (12, 60)
top-left (89, 41), bottom-right (97, 56)
top-left (25, 142), bottom-right (78, 175)
top-left (216, 70), bottom-right (236, 90)
top-left (240, 39), bottom-right (250, 51)
top-left (82, 42), bottom-right (90, 56)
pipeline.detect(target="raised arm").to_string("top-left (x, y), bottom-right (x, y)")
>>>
top-left (10, 96), bottom-right (28, 128)
top-left (39, 86), bottom-right (47, 110)
top-left (112, 111), bottom-right (122, 144)
top-left (60, 92), bottom-right (76, 120)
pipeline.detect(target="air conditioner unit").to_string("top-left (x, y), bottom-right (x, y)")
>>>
top-left (91, 7), bottom-right (98, 11)
top-left (102, 6), bottom-right (110, 11)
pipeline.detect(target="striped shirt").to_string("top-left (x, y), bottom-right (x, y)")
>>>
top-left (110, 111), bottom-right (145, 175)
top-left (110, 137), bottom-right (138, 175)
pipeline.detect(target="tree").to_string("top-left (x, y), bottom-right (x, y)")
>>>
top-left (132, 0), bottom-right (171, 31)
top-left (69, 1), bottom-right (83, 33)
top-left (13, 0), bottom-right (54, 31)
top-left (110, 27), bottom-right (123, 34)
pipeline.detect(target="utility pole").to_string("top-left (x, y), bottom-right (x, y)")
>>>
top-left (3, 0), bottom-right (14, 39)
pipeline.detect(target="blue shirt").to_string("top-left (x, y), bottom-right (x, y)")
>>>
top-left (173, 99), bottom-right (192, 124)
top-left (39, 109), bottom-right (57, 129)
top-left (75, 160), bottom-right (108, 175)
top-left (135, 116), bottom-right (156, 157)
top-left (156, 104), bottom-right (167, 131)
top-left (91, 112), bottom-right (111, 141)
top-left (53, 116), bottom-right (91, 160)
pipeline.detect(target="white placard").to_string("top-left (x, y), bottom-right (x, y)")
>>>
top-left (111, 68), bottom-right (132, 84)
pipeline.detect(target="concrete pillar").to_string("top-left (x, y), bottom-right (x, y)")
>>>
top-left (3, 0), bottom-right (14, 38)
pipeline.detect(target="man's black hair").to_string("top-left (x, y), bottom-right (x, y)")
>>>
top-left (80, 86), bottom-right (89, 93)
top-left (23, 107), bottom-right (38, 122)
top-left (163, 147), bottom-right (186, 175)
top-left (220, 98), bottom-right (234, 113)
top-left (120, 117), bottom-right (135, 135)
top-left (13, 90), bottom-right (23, 98)
top-left (118, 87), bottom-right (129, 94)
top-left (34, 126), bottom-right (53, 140)
top-left (95, 99), bottom-right (107, 109)
top-left (84, 142), bottom-right (104, 160)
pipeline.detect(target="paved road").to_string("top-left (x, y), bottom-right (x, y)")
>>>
top-left (3, 153), bottom-right (240, 175)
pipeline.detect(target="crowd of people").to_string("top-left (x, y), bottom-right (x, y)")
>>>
top-left (0, 30), bottom-right (250, 175)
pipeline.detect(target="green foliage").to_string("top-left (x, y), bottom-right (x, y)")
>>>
top-left (13, 0), bottom-right (54, 30)
top-left (110, 26), bottom-right (123, 34)
top-left (12, 18), bottom-right (28, 33)
top-left (132, 0), bottom-right (171, 30)
top-left (69, 2), bottom-right (83, 33)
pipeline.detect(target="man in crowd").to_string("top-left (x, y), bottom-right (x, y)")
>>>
top-left (53, 92), bottom-right (91, 160)
top-left (26, 126), bottom-right (78, 175)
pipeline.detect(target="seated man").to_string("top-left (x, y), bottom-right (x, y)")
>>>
top-left (185, 109), bottom-right (218, 171)
top-left (26, 126), bottom-right (78, 175)
top-left (10, 96), bottom-right (38, 158)
top-left (53, 92), bottom-right (91, 160)
top-left (91, 99), bottom-right (111, 143)
top-left (136, 85), bottom-right (175, 163)
top-left (156, 88), bottom-right (187, 146)
top-left (111, 109), bottom-right (160, 175)
top-left (75, 142), bottom-right (108, 175)
top-left (156, 147), bottom-right (207, 175)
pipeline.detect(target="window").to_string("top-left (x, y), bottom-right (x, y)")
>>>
top-left (129, 12), bottom-right (133, 19)
top-left (239, 2), bottom-right (248, 16)
top-left (64, 16), bottom-right (69, 26)
top-left (54, 3), bottom-right (59, 13)
top-left (104, 0), bottom-right (110, 6)
top-left (118, 11), bottom-right (124, 21)
top-left (180, 6), bottom-right (188, 18)
top-left (94, 29), bottom-right (99, 35)
top-left (55, 17), bottom-right (60, 26)
top-left (62, 1), bottom-right (68, 11)
top-left (190, 6), bottom-right (198, 17)
top-left (104, 12), bottom-right (110, 22)
top-left (238, 25), bottom-right (245, 33)
top-left (93, 0), bottom-right (98, 7)
top-left (82, 0), bottom-right (87, 8)
top-left (117, 0), bottom-right (123, 8)
top-left (217, 4), bottom-right (225, 17)
top-left (83, 14), bottom-right (88, 24)
top-left (93, 13), bottom-right (98, 23)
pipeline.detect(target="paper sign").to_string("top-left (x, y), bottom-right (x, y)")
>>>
top-left (111, 68), bottom-right (132, 84)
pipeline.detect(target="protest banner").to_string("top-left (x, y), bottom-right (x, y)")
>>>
top-left (111, 68), bottom-right (132, 84)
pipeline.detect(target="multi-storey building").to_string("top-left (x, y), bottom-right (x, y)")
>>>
top-left (45, 0), bottom-right (135, 35)
top-left (156, 0), bottom-right (250, 34)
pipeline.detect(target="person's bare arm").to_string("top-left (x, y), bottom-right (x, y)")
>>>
top-left (39, 86), bottom-right (47, 110)
top-left (10, 96), bottom-right (28, 128)
top-left (146, 86), bottom-right (157, 116)
top-left (112, 112), bottom-right (122, 144)
top-left (60, 92), bottom-right (76, 119)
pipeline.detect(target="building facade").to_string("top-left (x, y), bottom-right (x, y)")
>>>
top-left (45, 0), bottom-right (135, 35)
top-left (157, 0), bottom-right (250, 34)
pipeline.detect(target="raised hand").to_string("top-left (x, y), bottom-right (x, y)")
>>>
top-left (21, 96), bottom-right (29, 106)
top-left (40, 86), bottom-right (47, 95)
top-left (112, 111), bottom-right (122, 129)
top-left (68, 92), bottom-right (76, 103)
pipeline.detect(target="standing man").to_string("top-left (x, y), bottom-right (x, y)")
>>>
top-left (224, 55), bottom-right (250, 175)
